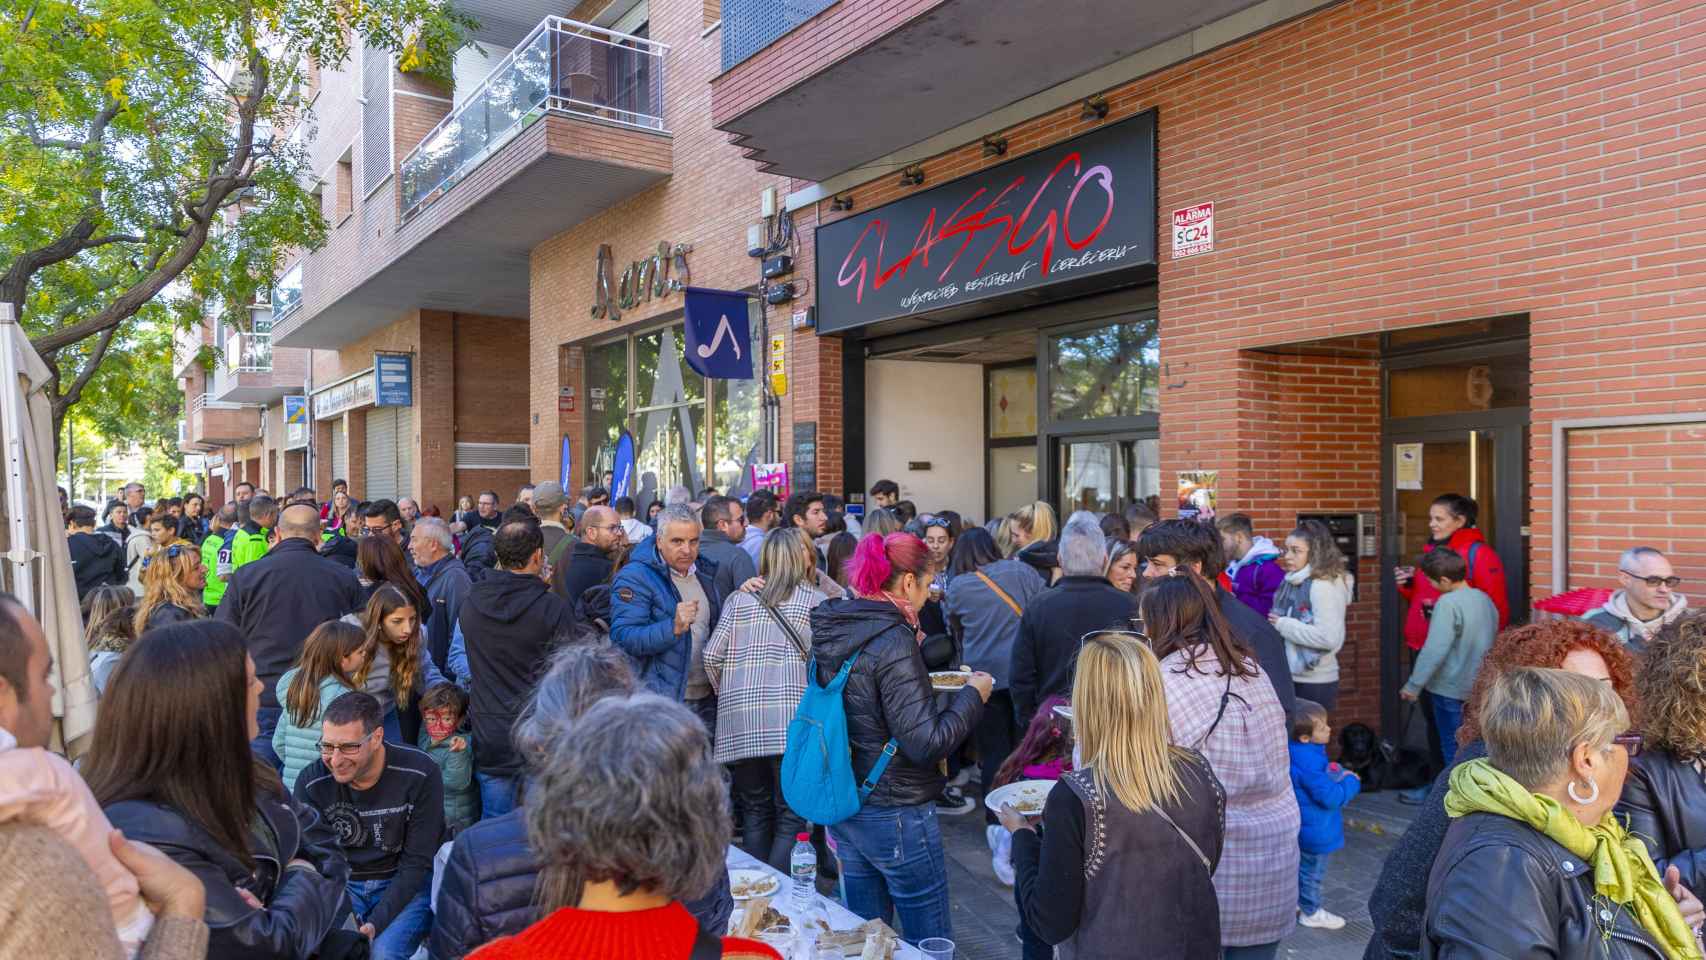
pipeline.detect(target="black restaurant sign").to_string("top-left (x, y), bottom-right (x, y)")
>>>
top-left (814, 111), bottom-right (1157, 334)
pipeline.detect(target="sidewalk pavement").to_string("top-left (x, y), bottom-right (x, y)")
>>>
top-left (935, 789), bottom-right (1417, 959)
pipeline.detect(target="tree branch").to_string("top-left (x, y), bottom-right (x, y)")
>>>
top-left (56, 324), bottom-right (120, 416)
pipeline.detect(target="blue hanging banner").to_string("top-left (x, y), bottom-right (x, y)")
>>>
top-left (682, 287), bottom-right (754, 380)
top-left (559, 435), bottom-right (572, 491)
top-left (611, 430), bottom-right (636, 499)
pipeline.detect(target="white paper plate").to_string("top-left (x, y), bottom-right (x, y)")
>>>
top-left (1052, 704), bottom-right (1073, 720)
top-left (985, 779), bottom-right (1056, 816)
top-left (729, 868), bottom-right (781, 900)
top-left (929, 670), bottom-right (972, 692)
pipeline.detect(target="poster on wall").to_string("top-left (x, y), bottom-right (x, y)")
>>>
top-left (1177, 470), bottom-right (1218, 521)
top-left (752, 462), bottom-right (789, 498)
top-left (1171, 201), bottom-right (1215, 258)
top-left (793, 422), bottom-right (818, 493)
top-left (611, 430), bottom-right (636, 498)
top-left (1394, 442), bottom-right (1424, 490)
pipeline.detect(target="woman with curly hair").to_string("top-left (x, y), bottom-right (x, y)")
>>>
top-left (1617, 610), bottom-right (1706, 894)
top-left (133, 542), bottom-right (208, 634)
top-left (1364, 618), bottom-right (1639, 960)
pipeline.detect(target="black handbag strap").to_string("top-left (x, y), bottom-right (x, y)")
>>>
top-left (690, 924), bottom-right (723, 960)
top-left (762, 602), bottom-right (810, 661)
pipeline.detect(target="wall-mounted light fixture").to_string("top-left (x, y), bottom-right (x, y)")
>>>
top-left (831, 194), bottom-right (854, 212)
top-left (982, 136), bottom-right (1008, 158)
top-left (1081, 95), bottom-right (1109, 121)
top-left (899, 165), bottom-right (925, 188)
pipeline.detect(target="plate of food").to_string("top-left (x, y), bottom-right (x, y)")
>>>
top-left (929, 670), bottom-right (971, 691)
top-left (729, 868), bottom-right (781, 900)
top-left (985, 779), bottom-right (1056, 817)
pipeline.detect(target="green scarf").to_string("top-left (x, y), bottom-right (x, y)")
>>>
top-left (1445, 758), bottom-right (1703, 960)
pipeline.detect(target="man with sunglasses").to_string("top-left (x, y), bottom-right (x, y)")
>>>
top-left (1583, 546), bottom-right (1688, 654)
top-left (297, 691), bottom-right (442, 960)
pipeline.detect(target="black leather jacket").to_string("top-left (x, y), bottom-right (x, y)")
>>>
top-left (809, 598), bottom-right (983, 808)
top-left (430, 808), bottom-right (734, 959)
top-left (1425, 812), bottom-right (1667, 959)
top-left (1617, 749), bottom-right (1706, 894)
top-left (105, 789), bottom-right (350, 960)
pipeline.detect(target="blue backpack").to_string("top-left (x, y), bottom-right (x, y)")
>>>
top-left (780, 649), bottom-right (901, 826)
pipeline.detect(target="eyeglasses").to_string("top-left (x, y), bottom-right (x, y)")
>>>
top-left (316, 736), bottom-right (372, 757)
top-left (1613, 733), bottom-right (1643, 757)
top-left (140, 544), bottom-right (186, 570)
top-left (923, 517), bottom-right (952, 529)
top-left (1620, 570), bottom-right (1683, 589)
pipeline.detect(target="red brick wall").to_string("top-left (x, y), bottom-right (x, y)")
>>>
top-left (527, 0), bottom-right (827, 492)
top-left (1564, 422), bottom-right (1706, 588)
top-left (453, 313), bottom-right (532, 503)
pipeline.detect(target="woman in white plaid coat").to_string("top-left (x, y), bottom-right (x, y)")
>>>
top-left (704, 526), bottom-right (844, 869)
top-left (1146, 573), bottom-right (1301, 959)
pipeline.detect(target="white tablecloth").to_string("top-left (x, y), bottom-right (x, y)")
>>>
top-left (725, 845), bottom-right (925, 958)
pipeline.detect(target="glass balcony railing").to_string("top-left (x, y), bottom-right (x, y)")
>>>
top-left (272, 263), bottom-right (302, 320)
top-left (225, 329), bottom-right (273, 373)
top-left (399, 16), bottom-right (668, 223)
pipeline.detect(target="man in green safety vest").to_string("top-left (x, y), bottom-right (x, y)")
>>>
top-left (231, 495), bottom-right (279, 572)
top-left (201, 501), bottom-right (241, 613)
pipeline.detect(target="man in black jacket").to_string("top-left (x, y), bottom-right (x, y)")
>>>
top-left (555, 504), bottom-right (622, 612)
top-left (1138, 519), bottom-right (1297, 723)
top-left (1010, 512), bottom-right (1141, 731)
top-left (697, 496), bottom-right (757, 603)
top-left (217, 503), bottom-right (364, 767)
top-left (459, 518), bottom-right (575, 820)
top-left (66, 505), bottom-right (125, 601)
top-left (297, 692), bottom-right (441, 960)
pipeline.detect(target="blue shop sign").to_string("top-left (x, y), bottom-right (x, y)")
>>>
top-left (375, 353), bottom-right (413, 407)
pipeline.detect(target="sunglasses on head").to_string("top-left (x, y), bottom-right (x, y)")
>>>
top-left (140, 544), bottom-right (186, 570)
top-left (923, 517), bottom-right (952, 529)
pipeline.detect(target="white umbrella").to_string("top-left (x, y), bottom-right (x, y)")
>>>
top-left (0, 304), bottom-right (98, 756)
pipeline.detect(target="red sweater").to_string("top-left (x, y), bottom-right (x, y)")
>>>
top-left (468, 901), bottom-right (781, 960)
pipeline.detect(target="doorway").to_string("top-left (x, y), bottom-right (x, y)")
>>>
top-left (1056, 434), bottom-right (1160, 519)
top-left (1378, 325), bottom-right (1530, 735)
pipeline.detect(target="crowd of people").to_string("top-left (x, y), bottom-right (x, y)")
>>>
top-left (12, 474), bottom-right (1697, 959)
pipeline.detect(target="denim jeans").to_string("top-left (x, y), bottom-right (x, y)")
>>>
top-left (1298, 850), bottom-right (1329, 914)
top-left (477, 771), bottom-right (518, 821)
top-left (1224, 943), bottom-right (1281, 960)
top-left (346, 876), bottom-right (432, 960)
top-left (1432, 694), bottom-right (1466, 767)
top-left (828, 802), bottom-right (953, 944)
top-left (252, 705), bottom-right (283, 772)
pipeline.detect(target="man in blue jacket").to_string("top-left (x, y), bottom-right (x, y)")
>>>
top-left (610, 503), bottom-right (722, 732)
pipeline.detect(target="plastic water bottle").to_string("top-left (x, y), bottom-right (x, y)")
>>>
top-left (789, 832), bottom-right (816, 911)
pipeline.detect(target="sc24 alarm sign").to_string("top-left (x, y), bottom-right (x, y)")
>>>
top-left (1172, 202), bottom-right (1214, 258)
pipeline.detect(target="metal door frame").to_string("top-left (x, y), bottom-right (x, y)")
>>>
top-left (1377, 409), bottom-right (1528, 737)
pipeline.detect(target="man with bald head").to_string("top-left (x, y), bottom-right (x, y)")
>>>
top-left (217, 502), bottom-right (365, 767)
top-left (555, 504), bottom-right (625, 611)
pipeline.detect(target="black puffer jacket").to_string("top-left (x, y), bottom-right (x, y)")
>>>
top-left (1617, 748), bottom-right (1706, 893)
top-left (809, 597), bottom-right (983, 808)
top-left (1424, 811), bottom-right (1668, 959)
top-left (105, 788), bottom-right (350, 960)
top-left (429, 808), bottom-right (734, 959)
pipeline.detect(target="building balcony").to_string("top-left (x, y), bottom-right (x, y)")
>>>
top-left (211, 311), bottom-right (308, 404)
top-left (187, 394), bottom-right (262, 446)
top-left (273, 15), bottom-right (673, 350)
top-left (173, 325), bottom-right (205, 379)
top-left (710, 0), bottom-right (1269, 180)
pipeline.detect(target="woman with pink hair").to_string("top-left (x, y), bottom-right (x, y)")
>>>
top-left (808, 532), bottom-right (994, 944)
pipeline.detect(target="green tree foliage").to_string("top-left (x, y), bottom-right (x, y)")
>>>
top-left (0, 0), bottom-right (473, 447)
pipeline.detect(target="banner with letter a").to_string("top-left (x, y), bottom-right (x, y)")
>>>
top-left (682, 287), bottom-right (754, 380)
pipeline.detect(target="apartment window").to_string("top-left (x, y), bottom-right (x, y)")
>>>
top-left (703, 0), bottom-right (719, 27)
top-left (336, 148), bottom-right (354, 221)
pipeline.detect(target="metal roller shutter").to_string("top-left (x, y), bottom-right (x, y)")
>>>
top-left (331, 420), bottom-right (347, 487)
top-left (365, 407), bottom-right (399, 502)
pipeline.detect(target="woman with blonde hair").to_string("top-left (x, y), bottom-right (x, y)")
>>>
top-left (704, 526), bottom-right (843, 869)
top-left (1010, 501), bottom-right (1061, 583)
top-left (133, 542), bottom-right (207, 634)
top-left (1001, 632), bottom-right (1225, 958)
top-left (1425, 667), bottom-right (1704, 957)
top-left (84, 585), bottom-right (136, 694)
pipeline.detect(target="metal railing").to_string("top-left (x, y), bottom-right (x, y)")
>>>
top-left (272, 263), bottom-right (302, 320)
top-left (721, 0), bottom-right (837, 72)
top-left (399, 16), bottom-right (668, 223)
top-left (189, 393), bottom-right (251, 414)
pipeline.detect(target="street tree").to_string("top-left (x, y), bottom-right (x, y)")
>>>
top-left (0, 0), bottom-right (473, 443)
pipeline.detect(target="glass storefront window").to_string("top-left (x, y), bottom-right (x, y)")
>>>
top-left (634, 325), bottom-right (704, 408)
top-left (713, 318), bottom-right (763, 496)
top-left (1387, 355), bottom-right (1530, 418)
top-left (586, 339), bottom-right (629, 479)
top-left (1048, 316), bottom-right (1159, 420)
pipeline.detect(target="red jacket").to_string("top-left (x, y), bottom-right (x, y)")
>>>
top-left (1397, 527), bottom-right (1509, 650)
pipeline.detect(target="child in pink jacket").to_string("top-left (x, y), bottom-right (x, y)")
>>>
top-left (0, 728), bottom-right (152, 956)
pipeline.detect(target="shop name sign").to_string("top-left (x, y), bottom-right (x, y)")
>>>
top-left (313, 370), bottom-right (375, 420)
top-left (590, 241), bottom-right (693, 322)
top-left (815, 112), bottom-right (1156, 333)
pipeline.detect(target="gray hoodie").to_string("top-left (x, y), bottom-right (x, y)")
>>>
top-left (1583, 591), bottom-right (1689, 654)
